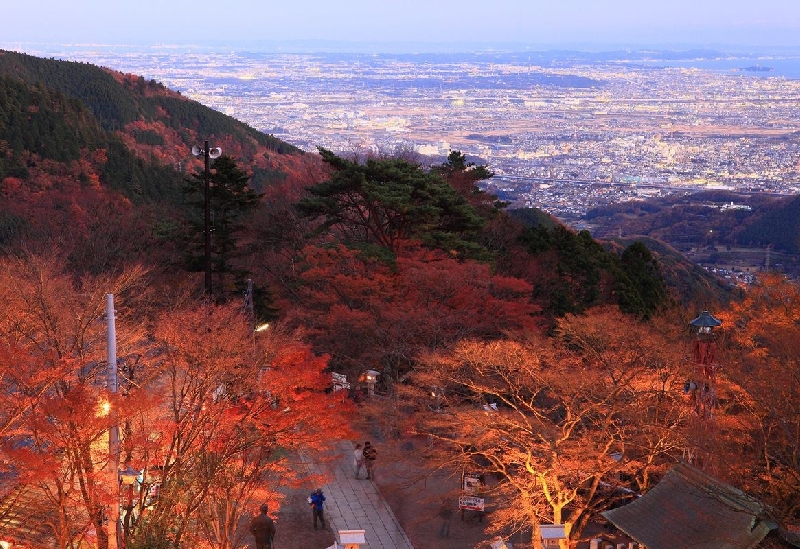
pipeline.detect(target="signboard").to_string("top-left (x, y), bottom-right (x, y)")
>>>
top-left (463, 472), bottom-right (484, 493)
top-left (459, 495), bottom-right (485, 511)
top-left (332, 373), bottom-right (350, 392)
top-left (338, 529), bottom-right (366, 547)
top-left (540, 524), bottom-right (566, 548)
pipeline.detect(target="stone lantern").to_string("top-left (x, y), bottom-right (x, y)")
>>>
top-left (338, 529), bottom-right (366, 549)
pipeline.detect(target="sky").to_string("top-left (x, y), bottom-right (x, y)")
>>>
top-left (5, 0), bottom-right (800, 51)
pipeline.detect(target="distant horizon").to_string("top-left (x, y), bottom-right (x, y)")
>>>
top-left (5, 39), bottom-right (800, 57)
top-left (6, 0), bottom-right (800, 53)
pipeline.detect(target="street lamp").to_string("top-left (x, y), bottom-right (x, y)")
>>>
top-left (363, 370), bottom-right (380, 398)
top-left (688, 310), bottom-right (722, 421)
top-left (689, 310), bottom-right (722, 335)
top-left (191, 141), bottom-right (222, 296)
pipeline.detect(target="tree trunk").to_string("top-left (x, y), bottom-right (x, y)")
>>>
top-left (531, 520), bottom-right (543, 549)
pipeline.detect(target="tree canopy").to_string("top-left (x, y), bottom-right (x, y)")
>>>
top-left (297, 148), bottom-right (487, 259)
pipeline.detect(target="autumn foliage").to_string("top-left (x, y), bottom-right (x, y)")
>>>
top-left (284, 241), bottom-right (538, 383)
top-left (3, 50), bottom-right (800, 549)
top-left (405, 308), bottom-right (690, 545)
top-left (719, 274), bottom-right (800, 525)
top-left (0, 255), bottom-right (350, 548)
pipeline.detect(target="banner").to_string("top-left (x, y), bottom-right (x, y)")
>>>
top-left (459, 495), bottom-right (485, 511)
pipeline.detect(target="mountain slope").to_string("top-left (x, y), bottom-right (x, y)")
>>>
top-left (0, 50), bottom-right (735, 313)
top-left (0, 49), bottom-right (312, 204)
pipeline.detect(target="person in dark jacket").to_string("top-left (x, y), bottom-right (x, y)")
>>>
top-left (309, 488), bottom-right (326, 529)
top-left (363, 441), bottom-right (377, 480)
top-left (249, 503), bottom-right (276, 549)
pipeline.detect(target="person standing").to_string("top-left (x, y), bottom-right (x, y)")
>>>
top-left (438, 498), bottom-right (454, 538)
top-left (353, 443), bottom-right (364, 479)
top-left (363, 441), bottom-right (377, 480)
top-left (249, 503), bottom-right (276, 549)
top-left (309, 488), bottom-right (326, 530)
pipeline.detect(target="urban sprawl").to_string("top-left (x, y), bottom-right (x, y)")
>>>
top-left (21, 46), bottom-right (800, 219)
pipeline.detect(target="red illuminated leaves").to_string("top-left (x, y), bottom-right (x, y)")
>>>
top-left (288, 242), bottom-right (538, 379)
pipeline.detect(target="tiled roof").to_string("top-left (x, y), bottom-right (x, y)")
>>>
top-left (0, 483), bottom-right (58, 546)
top-left (602, 463), bottom-right (772, 549)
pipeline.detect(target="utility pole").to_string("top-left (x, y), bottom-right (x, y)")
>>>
top-left (191, 141), bottom-right (222, 297)
top-left (107, 294), bottom-right (120, 549)
top-left (244, 278), bottom-right (255, 326)
top-left (204, 142), bottom-right (212, 296)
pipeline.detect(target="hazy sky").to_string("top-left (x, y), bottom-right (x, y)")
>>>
top-left (5, 0), bottom-right (800, 50)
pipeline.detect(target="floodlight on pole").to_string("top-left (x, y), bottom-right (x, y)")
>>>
top-left (191, 141), bottom-right (222, 296)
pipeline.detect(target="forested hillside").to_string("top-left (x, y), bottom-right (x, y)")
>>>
top-left (6, 51), bottom-right (795, 549)
top-left (0, 50), bottom-right (307, 202)
top-left (0, 49), bottom-right (325, 277)
top-left (584, 189), bottom-right (800, 257)
top-left (0, 49), bottom-right (730, 315)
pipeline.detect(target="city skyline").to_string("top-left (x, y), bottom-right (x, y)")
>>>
top-left (5, 0), bottom-right (800, 51)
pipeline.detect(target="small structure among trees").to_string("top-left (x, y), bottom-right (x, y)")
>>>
top-left (602, 462), bottom-right (774, 549)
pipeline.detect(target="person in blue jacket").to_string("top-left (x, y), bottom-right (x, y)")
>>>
top-left (309, 488), bottom-right (327, 530)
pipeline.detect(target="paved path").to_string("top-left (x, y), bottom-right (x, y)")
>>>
top-left (309, 440), bottom-right (415, 549)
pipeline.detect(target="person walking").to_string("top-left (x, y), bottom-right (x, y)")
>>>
top-left (249, 503), bottom-right (276, 549)
top-left (309, 488), bottom-right (326, 530)
top-left (353, 443), bottom-right (364, 479)
top-left (363, 441), bottom-right (377, 480)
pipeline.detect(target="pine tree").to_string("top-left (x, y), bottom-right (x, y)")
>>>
top-left (184, 155), bottom-right (263, 298)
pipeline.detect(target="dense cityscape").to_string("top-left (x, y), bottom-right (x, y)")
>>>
top-left (13, 44), bottom-right (800, 218)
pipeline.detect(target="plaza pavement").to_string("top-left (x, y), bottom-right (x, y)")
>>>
top-left (308, 440), bottom-right (416, 549)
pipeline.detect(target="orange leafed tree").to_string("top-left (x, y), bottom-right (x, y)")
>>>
top-left (719, 274), bottom-right (800, 527)
top-left (0, 254), bottom-right (352, 549)
top-left (287, 242), bottom-right (538, 385)
top-left (0, 253), bottom-right (148, 548)
top-left (409, 308), bottom-right (688, 548)
top-left (124, 304), bottom-right (351, 549)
